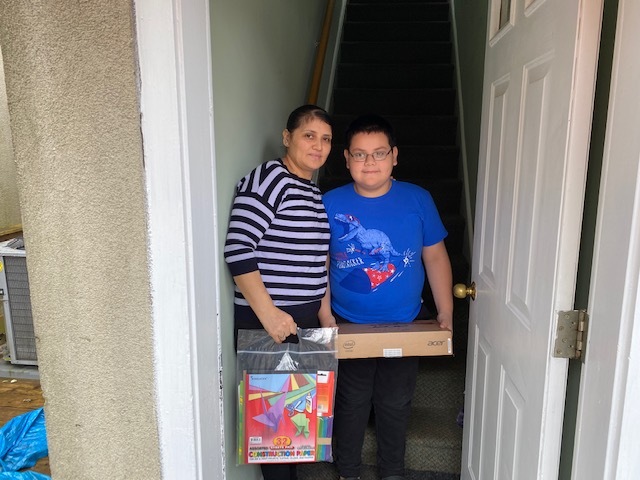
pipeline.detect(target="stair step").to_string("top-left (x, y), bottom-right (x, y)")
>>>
top-left (330, 114), bottom-right (458, 146)
top-left (347, 3), bottom-right (449, 22)
top-left (336, 63), bottom-right (454, 89)
top-left (450, 250), bottom-right (470, 284)
top-left (360, 406), bottom-right (462, 473)
top-left (442, 215), bottom-right (465, 255)
top-left (332, 113), bottom-right (458, 142)
top-left (340, 41), bottom-right (452, 63)
top-left (415, 355), bottom-right (466, 406)
top-left (333, 88), bottom-right (455, 116)
top-left (343, 21), bottom-right (450, 42)
top-left (298, 462), bottom-right (461, 480)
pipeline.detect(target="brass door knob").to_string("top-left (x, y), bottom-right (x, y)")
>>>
top-left (454, 282), bottom-right (476, 301)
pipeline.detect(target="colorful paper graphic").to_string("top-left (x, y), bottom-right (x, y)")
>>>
top-left (240, 370), bottom-right (336, 464)
top-left (244, 373), bottom-right (317, 463)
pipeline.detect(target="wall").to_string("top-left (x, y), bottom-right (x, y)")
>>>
top-left (210, 1), bottom-right (328, 478)
top-left (451, 0), bottom-right (488, 224)
top-left (0, 47), bottom-right (21, 235)
top-left (0, 2), bottom-right (161, 479)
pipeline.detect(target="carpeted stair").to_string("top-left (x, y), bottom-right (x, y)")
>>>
top-left (302, 0), bottom-right (469, 478)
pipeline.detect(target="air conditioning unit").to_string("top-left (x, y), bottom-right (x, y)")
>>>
top-left (0, 237), bottom-right (37, 365)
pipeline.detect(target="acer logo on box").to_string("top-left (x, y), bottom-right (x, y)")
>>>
top-left (427, 340), bottom-right (445, 346)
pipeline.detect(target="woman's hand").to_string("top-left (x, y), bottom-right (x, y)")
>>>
top-left (261, 308), bottom-right (298, 344)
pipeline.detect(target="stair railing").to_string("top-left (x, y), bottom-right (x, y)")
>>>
top-left (307, 0), bottom-right (335, 105)
top-left (449, 1), bottom-right (475, 259)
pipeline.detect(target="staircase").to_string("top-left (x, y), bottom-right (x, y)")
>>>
top-left (319, 0), bottom-right (468, 313)
top-left (301, 0), bottom-right (469, 478)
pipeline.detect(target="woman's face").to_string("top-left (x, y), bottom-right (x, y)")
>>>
top-left (282, 118), bottom-right (332, 180)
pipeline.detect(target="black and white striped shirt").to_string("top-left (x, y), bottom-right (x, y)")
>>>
top-left (224, 159), bottom-right (330, 307)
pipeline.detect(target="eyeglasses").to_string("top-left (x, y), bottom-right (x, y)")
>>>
top-left (348, 148), bottom-right (393, 163)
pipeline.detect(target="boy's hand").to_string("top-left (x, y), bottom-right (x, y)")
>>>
top-left (437, 312), bottom-right (453, 332)
top-left (319, 311), bottom-right (338, 328)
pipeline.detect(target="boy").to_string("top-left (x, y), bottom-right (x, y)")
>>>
top-left (319, 114), bottom-right (453, 480)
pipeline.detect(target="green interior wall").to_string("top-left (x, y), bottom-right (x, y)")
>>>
top-left (451, 0), bottom-right (488, 225)
top-left (210, 1), bottom-right (328, 478)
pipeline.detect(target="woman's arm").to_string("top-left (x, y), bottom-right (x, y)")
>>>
top-left (233, 270), bottom-right (298, 343)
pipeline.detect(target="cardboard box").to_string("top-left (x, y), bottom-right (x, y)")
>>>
top-left (336, 320), bottom-right (453, 359)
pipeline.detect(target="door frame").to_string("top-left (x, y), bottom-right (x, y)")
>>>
top-left (572, 0), bottom-right (640, 477)
top-left (461, 0), bottom-right (604, 477)
top-left (133, 0), bottom-right (640, 478)
top-left (135, 0), bottom-right (224, 478)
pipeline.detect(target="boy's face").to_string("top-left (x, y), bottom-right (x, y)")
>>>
top-left (344, 131), bottom-right (398, 198)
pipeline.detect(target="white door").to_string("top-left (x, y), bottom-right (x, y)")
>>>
top-left (461, 0), bottom-right (603, 478)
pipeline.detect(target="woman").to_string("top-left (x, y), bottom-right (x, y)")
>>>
top-left (224, 104), bottom-right (333, 480)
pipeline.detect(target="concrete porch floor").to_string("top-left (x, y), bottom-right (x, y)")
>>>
top-left (0, 375), bottom-right (50, 476)
top-left (0, 360), bottom-right (40, 380)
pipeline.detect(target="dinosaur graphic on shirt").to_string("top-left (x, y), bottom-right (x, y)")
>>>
top-left (334, 213), bottom-right (402, 272)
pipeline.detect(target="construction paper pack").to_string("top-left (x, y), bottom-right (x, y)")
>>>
top-left (236, 328), bottom-right (338, 465)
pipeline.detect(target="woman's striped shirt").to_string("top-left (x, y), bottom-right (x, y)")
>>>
top-left (224, 159), bottom-right (330, 307)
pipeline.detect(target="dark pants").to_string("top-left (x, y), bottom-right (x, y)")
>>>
top-left (260, 463), bottom-right (298, 480)
top-left (333, 356), bottom-right (419, 478)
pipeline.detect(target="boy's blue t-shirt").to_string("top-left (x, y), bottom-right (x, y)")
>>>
top-left (323, 180), bottom-right (447, 324)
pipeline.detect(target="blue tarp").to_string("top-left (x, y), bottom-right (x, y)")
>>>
top-left (0, 408), bottom-right (49, 480)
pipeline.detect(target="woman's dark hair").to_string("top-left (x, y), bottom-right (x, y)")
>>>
top-left (345, 113), bottom-right (396, 149)
top-left (286, 104), bottom-right (333, 132)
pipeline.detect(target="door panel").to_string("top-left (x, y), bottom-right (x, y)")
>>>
top-left (479, 77), bottom-right (508, 287)
top-left (469, 335), bottom-right (490, 476)
top-left (461, 0), bottom-right (603, 478)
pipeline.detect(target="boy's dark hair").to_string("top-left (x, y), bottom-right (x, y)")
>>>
top-left (286, 104), bottom-right (333, 132)
top-left (344, 113), bottom-right (397, 149)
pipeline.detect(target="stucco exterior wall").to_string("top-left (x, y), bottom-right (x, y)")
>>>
top-left (0, 2), bottom-right (161, 479)
top-left (0, 47), bottom-right (21, 234)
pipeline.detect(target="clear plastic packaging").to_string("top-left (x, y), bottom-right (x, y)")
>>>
top-left (236, 328), bottom-right (338, 465)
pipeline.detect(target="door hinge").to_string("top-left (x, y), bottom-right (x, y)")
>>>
top-left (553, 310), bottom-right (588, 360)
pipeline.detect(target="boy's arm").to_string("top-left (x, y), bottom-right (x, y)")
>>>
top-left (318, 255), bottom-right (337, 327)
top-left (422, 241), bottom-right (454, 331)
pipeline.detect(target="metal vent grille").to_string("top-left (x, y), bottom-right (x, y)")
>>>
top-left (3, 255), bottom-right (37, 363)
